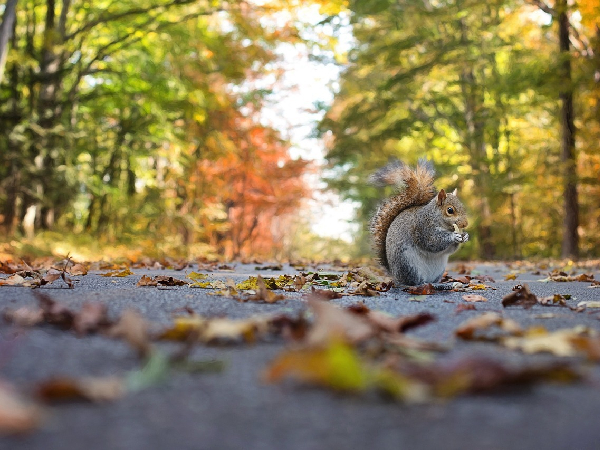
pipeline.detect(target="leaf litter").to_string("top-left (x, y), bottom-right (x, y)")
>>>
top-left (2, 260), bottom-right (599, 424)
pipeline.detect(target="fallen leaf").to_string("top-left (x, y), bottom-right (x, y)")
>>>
top-left (502, 284), bottom-right (538, 309)
top-left (255, 264), bottom-right (283, 271)
top-left (503, 326), bottom-right (596, 358)
top-left (3, 307), bottom-right (44, 327)
top-left (0, 381), bottom-right (43, 435)
top-left (306, 299), bottom-right (374, 346)
top-left (187, 272), bottom-right (208, 281)
top-left (456, 312), bottom-right (522, 341)
top-left (37, 376), bottom-right (124, 403)
top-left (272, 343), bottom-right (434, 403)
top-left (38, 293), bottom-right (75, 329)
top-left (346, 303), bottom-right (370, 315)
top-left (242, 275), bottom-right (286, 303)
top-left (107, 309), bottom-right (151, 358)
top-left (365, 311), bottom-right (435, 333)
top-left (159, 314), bottom-right (270, 344)
top-left (73, 302), bottom-right (111, 335)
top-left (0, 274), bottom-right (26, 286)
top-left (534, 313), bottom-right (558, 319)
top-left (68, 263), bottom-right (88, 276)
top-left (472, 275), bottom-right (496, 283)
top-left (137, 275), bottom-right (158, 287)
top-left (540, 273), bottom-right (595, 282)
top-left (100, 269), bottom-right (133, 277)
top-left (39, 270), bottom-right (62, 286)
top-left (455, 304), bottom-right (477, 313)
top-left (404, 284), bottom-right (435, 295)
top-left (307, 287), bottom-right (343, 300)
top-left (469, 284), bottom-right (488, 290)
top-left (504, 273), bottom-right (517, 280)
top-left (577, 301), bottom-right (600, 309)
top-left (432, 357), bottom-right (580, 397)
top-left (348, 281), bottom-right (380, 296)
top-left (154, 276), bottom-right (187, 286)
top-left (270, 314), bottom-right (310, 341)
top-left (263, 340), bottom-right (369, 392)
top-left (125, 351), bottom-right (171, 392)
top-left (538, 294), bottom-right (572, 307)
top-left (462, 294), bottom-right (487, 303)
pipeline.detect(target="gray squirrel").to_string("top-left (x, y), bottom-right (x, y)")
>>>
top-left (369, 159), bottom-right (469, 286)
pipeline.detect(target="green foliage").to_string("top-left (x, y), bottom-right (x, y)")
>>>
top-left (318, 0), bottom-right (600, 259)
top-left (0, 0), bottom-right (312, 259)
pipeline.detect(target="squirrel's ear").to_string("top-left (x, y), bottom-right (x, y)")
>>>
top-left (437, 189), bottom-right (446, 206)
top-left (451, 188), bottom-right (457, 196)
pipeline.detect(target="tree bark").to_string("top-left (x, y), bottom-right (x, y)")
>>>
top-left (0, 0), bottom-right (18, 84)
top-left (557, 0), bottom-right (579, 259)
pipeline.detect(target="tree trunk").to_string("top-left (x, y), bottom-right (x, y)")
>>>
top-left (0, 0), bottom-right (18, 84)
top-left (458, 18), bottom-right (496, 260)
top-left (557, 1), bottom-right (579, 259)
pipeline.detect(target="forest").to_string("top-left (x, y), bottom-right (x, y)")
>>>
top-left (0, 0), bottom-right (599, 261)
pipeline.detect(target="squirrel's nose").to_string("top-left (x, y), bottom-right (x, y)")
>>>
top-left (458, 219), bottom-right (468, 229)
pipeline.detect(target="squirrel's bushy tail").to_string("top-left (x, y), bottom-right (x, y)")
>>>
top-left (369, 159), bottom-right (437, 270)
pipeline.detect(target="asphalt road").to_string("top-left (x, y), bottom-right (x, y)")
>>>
top-left (1, 262), bottom-right (600, 450)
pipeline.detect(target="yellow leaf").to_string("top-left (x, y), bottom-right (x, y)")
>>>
top-left (264, 340), bottom-right (369, 392)
top-left (100, 269), bottom-right (133, 277)
top-left (187, 272), bottom-right (208, 281)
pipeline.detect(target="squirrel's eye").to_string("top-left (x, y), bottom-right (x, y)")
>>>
top-left (447, 207), bottom-right (454, 215)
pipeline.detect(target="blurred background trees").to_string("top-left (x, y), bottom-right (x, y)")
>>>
top-left (0, 0), bottom-right (599, 261)
top-left (319, 0), bottom-right (600, 260)
top-left (0, 0), bottom-right (311, 259)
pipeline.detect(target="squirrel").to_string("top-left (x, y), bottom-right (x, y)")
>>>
top-left (369, 159), bottom-right (469, 286)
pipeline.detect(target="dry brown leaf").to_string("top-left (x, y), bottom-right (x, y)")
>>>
top-left (0, 274), bottom-right (26, 286)
top-left (347, 281), bottom-right (380, 296)
top-left (154, 275), bottom-right (187, 286)
top-left (306, 299), bottom-right (374, 347)
top-left (502, 284), bottom-right (538, 309)
top-left (306, 287), bottom-right (343, 301)
top-left (366, 311), bottom-right (435, 333)
top-left (502, 326), bottom-right (597, 358)
top-left (462, 294), bottom-right (488, 303)
top-left (538, 294), bottom-right (571, 308)
top-left (404, 283), bottom-right (435, 295)
top-left (36, 376), bottom-right (124, 403)
top-left (73, 302), bottom-right (111, 335)
top-left (3, 307), bottom-right (44, 327)
top-left (431, 357), bottom-right (580, 397)
top-left (40, 270), bottom-right (61, 285)
top-left (107, 309), bottom-right (151, 358)
top-left (455, 304), bottom-right (477, 314)
top-left (38, 293), bottom-right (75, 329)
top-left (0, 381), bottom-right (43, 435)
top-left (456, 312), bottom-right (522, 340)
top-left (270, 314), bottom-right (310, 341)
top-left (137, 275), bottom-right (158, 287)
top-left (68, 263), bottom-right (88, 276)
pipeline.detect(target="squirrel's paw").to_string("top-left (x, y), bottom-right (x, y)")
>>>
top-left (453, 232), bottom-right (469, 243)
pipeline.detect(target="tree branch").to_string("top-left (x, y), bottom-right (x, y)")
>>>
top-left (527, 0), bottom-right (557, 18)
top-left (65, 0), bottom-right (221, 42)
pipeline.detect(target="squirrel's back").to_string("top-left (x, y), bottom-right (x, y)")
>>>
top-left (369, 160), bottom-right (437, 270)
